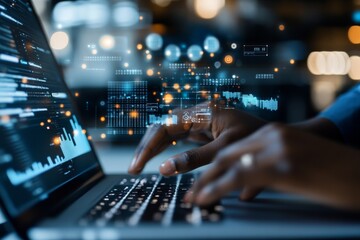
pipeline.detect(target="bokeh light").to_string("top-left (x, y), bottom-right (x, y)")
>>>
top-left (224, 55), bottom-right (233, 64)
top-left (137, 43), bottom-right (143, 50)
top-left (147, 69), bottom-right (154, 76)
top-left (307, 51), bottom-right (351, 75)
top-left (187, 45), bottom-right (203, 62)
top-left (204, 36), bottom-right (220, 53)
top-left (152, 0), bottom-right (173, 7)
top-left (50, 31), bottom-right (69, 50)
top-left (311, 79), bottom-right (337, 111)
top-left (164, 44), bottom-right (181, 62)
top-left (348, 56), bottom-right (360, 80)
top-left (173, 83), bottom-right (180, 90)
top-left (145, 33), bottom-right (163, 51)
top-left (53, 137), bottom-right (61, 145)
top-left (194, 0), bottom-right (225, 19)
top-left (99, 35), bottom-right (115, 50)
top-left (113, 2), bottom-right (139, 27)
top-left (164, 93), bottom-right (174, 104)
top-left (279, 24), bottom-right (285, 31)
top-left (348, 25), bottom-right (360, 44)
top-left (129, 110), bottom-right (139, 118)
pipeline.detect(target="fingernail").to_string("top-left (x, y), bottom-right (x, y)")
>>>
top-left (160, 159), bottom-right (177, 176)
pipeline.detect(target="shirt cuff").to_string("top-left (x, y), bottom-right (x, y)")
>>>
top-left (319, 84), bottom-right (360, 148)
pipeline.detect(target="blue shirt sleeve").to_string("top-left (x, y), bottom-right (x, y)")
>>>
top-left (319, 84), bottom-right (360, 148)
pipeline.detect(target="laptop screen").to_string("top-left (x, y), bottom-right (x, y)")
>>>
top-left (0, 0), bottom-right (100, 217)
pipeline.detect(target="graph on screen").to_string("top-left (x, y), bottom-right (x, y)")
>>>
top-left (6, 116), bottom-right (91, 186)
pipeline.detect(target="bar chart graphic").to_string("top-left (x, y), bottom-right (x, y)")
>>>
top-left (148, 114), bottom-right (178, 126)
top-left (6, 116), bottom-right (91, 186)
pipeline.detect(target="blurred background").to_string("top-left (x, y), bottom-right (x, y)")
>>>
top-left (31, 0), bottom-right (360, 143)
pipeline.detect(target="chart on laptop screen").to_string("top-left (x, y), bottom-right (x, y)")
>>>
top-left (0, 0), bottom-right (99, 216)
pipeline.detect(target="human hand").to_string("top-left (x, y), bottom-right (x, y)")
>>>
top-left (128, 102), bottom-right (266, 184)
top-left (186, 123), bottom-right (360, 210)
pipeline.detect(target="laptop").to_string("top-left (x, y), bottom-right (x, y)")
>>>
top-left (0, 0), bottom-right (225, 239)
top-left (2, 1), bottom-right (360, 239)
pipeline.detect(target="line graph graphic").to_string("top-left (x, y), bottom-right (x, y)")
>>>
top-left (6, 116), bottom-right (91, 186)
top-left (222, 92), bottom-right (279, 111)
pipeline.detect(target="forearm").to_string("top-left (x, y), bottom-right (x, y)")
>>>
top-left (291, 117), bottom-right (344, 143)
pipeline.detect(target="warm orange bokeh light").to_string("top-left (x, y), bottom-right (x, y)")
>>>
top-left (348, 26), bottom-right (360, 44)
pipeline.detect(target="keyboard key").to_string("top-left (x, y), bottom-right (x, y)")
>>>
top-left (80, 174), bottom-right (222, 226)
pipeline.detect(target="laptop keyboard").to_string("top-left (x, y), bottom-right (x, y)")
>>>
top-left (79, 174), bottom-right (223, 227)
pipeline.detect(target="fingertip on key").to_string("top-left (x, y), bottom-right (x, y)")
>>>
top-left (195, 187), bottom-right (212, 205)
top-left (183, 191), bottom-right (194, 203)
top-left (128, 158), bottom-right (144, 175)
top-left (159, 159), bottom-right (177, 176)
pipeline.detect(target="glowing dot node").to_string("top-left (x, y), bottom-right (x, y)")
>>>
top-left (147, 69), bottom-right (154, 76)
top-left (173, 83), bottom-right (180, 90)
top-left (53, 137), bottom-right (61, 145)
top-left (224, 55), bottom-right (233, 64)
top-left (164, 93), bottom-right (174, 104)
top-left (129, 111), bottom-right (139, 118)
top-left (137, 43), bottom-right (143, 50)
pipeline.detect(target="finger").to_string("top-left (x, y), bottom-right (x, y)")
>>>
top-left (195, 167), bottom-right (238, 206)
top-left (128, 123), bottom-right (190, 174)
top-left (186, 133), bottom-right (213, 144)
top-left (240, 187), bottom-right (263, 201)
top-left (129, 103), bottom-right (214, 174)
top-left (128, 124), bottom-right (168, 174)
top-left (185, 137), bottom-right (260, 202)
top-left (159, 134), bottom-right (231, 176)
top-left (195, 157), bottom-right (274, 206)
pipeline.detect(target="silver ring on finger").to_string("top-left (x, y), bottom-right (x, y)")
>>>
top-left (238, 153), bottom-right (254, 168)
